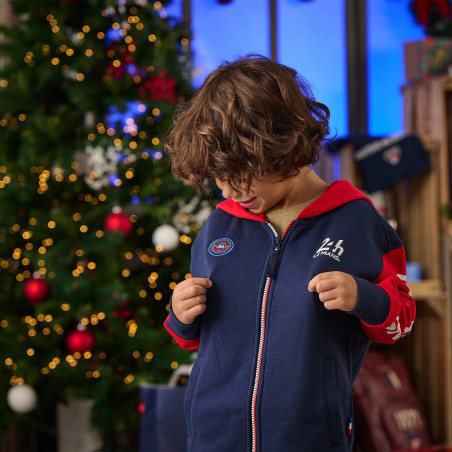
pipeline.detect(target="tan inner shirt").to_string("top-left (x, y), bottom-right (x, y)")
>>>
top-left (265, 196), bottom-right (320, 236)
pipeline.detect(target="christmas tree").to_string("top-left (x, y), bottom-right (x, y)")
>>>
top-left (0, 0), bottom-right (210, 448)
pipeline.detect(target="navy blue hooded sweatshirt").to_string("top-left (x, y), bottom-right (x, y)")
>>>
top-left (165, 180), bottom-right (416, 452)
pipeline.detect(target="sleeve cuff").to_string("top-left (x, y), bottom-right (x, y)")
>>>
top-left (349, 276), bottom-right (390, 325)
top-left (166, 298), bottom-right (200, 340)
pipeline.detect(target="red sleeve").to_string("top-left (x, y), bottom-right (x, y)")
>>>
top-left (164, 315), bottom-right (200, 350)
top-left (361, 247), bottom-right (416, 343)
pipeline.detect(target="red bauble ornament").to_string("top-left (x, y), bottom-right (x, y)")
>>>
top-left (23, 278), bottom-right (50, 303)
top-left (66, 329), bottom-right (95, 354)
top-left (104, 212), bottom-right (133, 236)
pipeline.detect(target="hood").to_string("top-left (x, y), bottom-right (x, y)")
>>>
top-left (216, 180), bottom-right (371, 222)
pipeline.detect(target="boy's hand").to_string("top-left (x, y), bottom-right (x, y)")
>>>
top-left (308, 271), bottom-right (358, 312)
top-left (172, 277), bottom-right (212, 325)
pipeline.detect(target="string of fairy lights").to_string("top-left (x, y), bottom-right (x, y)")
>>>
top-left (0, 1), bottom-right (198, 407)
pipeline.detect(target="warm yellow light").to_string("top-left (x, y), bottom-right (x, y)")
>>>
top-left (27, 348), bottom-right (34, 356)
top-left (85, 49), bottom-right (93, 57)
top-left (97, 31), bottom-right (105, 39)
top-left (148, 34), bottom-right (157, 42)
top-left (124, 374), bottom-right (135, 384)
top-left (66, 48), bottom-right (74, 56)
top-left (76, 73), bottom-right (85, 81)
top-left (51, 58), bottom-right (60, 65)
top-left (61, 303), bottom-right (71, 311)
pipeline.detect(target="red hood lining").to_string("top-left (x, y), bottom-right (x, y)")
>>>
top-left (216, 180), bottom-right (371, 222)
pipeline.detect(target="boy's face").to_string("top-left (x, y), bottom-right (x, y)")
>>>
top-left (215, 173), bottom-right (298, 214)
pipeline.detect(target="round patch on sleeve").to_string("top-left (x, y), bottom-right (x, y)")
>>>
top-left (208, 238), bottom-right (234, 256)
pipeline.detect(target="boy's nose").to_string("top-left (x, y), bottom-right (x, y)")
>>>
top-left (216, 179), bottom-right (241, 200)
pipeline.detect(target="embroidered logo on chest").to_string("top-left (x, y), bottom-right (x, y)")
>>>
top-left (313, 238), bottom-right (344, 262)
top-left (208, 238), bottom-right (234, 256)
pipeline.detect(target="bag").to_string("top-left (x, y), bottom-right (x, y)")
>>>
top-left (352, 350), bottom-right (431, 451)
top-left (354, 134), bottom-right (430, 193)
top-left (139, 364), bottom-right (193, 452)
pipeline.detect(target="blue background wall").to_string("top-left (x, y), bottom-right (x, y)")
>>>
top-left (165, 0), bottom-right (424, 138)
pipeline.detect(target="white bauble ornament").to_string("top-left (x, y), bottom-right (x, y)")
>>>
top-left (152, 225), bottom-right (180, 252)
top-left (7, 384), bottom-right (37, 414)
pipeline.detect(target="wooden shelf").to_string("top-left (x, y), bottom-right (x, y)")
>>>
top-left (408, 279), bottom-right (446, 318)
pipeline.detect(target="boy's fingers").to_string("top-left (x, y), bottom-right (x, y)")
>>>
top-left (184, 294), bottom-right (207, 309)
top-left (308, 272), bottom-right (336, 292)
top-left (318, 289), bottom-right (338, 303)
top-left (178, 277), bottom-right (212, 290)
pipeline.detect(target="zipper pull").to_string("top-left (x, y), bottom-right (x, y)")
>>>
top-left (266, 236), bottom-right (281, 279)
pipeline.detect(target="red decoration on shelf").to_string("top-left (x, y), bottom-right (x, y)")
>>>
top-left (412, 0), bottom-right (452, 27)
top-left (104, 212), bottom-right (133, 236)
top-left (66, 329), bottom-right (95, 354)
top-left (23, 278), bottom-right (50, 303)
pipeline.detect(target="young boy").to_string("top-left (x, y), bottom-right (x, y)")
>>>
top-left (163, 55), bottom-right (415, 452)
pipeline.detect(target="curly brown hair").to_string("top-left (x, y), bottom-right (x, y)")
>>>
top-left (163, 54), bottom-right (331, 193)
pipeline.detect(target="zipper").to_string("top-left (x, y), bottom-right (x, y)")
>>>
top-left (250, 222), bottom-right (279, 452)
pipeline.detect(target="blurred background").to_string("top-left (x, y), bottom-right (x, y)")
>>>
top-left (0, 0), bottom-right (451, 451)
